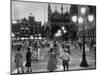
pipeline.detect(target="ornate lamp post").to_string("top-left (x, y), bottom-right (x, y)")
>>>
top-left (79, 7), bottom-right (94, 67)
top-left (61, 26), bottom-right (67, 41)
top-left (79, 7), bottom-right (89, 67)
top-left (78, 16), bottom-right (89, 67)
top-left (72, 7), bottom-right (94, 67)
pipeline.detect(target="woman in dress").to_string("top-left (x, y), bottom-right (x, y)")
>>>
top-left (15, 47), bottom-right (24, 73)
top-left (25, 47), bottom-right (32, 72)
top-left (47, 48), bottom-right (57, 72)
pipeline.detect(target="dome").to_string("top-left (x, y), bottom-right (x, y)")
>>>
top-left (64, 12), bottom-right (70, 18)
top-left (63, 12), bottom-right (71, 22)
top-left (51, 10), bottom-right (62, 20)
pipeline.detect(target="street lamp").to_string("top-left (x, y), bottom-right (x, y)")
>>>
top-left (71, 7), bottom-right (95, 67)
top-left (77, 16), bottom-right (89, 67)
top-left (61, 26), bottom-right (67, 40)
top-left (81, 7), bottom-right (86, 14)
top-left (58, 30), bottom-right (61, 33)
top-left (62, 28), bottom-right (67, 41)
top-left (62, 26), bottom-right (65, 30)
top-left (71, 15), bottom-right (78, 40)
top-left (55, 30), bottom-right (62, 37)
top-left (63, 30), bottom-right (67, 33)
top-left (88, 15), bottom-right (94, 22)
top-left (72, 15), bottom-right (77, 23)
top-left (79, 7), bottom-right (89, 67)
top-left (78, 17), bottom-right (84, 24)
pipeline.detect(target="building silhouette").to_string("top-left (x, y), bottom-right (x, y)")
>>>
top-left (12, 13), bottom-right (42, 40)
top-left (47, 3), bottom-right (78, 40)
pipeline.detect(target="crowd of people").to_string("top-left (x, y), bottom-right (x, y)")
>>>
top-left (14, 40), bottom-right (43, 73)
top-left (13, 39), bottom-right (96, 74)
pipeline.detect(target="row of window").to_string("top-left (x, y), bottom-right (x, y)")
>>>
top-left (78, 29), bottom-right (96, 37)
top-left (20, 28), bottom-right (42, 34)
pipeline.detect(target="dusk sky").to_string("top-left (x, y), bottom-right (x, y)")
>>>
top-left (12, 1), bottom-right (71, 25)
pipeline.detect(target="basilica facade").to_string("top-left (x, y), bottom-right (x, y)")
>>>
top-left (47, 3), bottom-right (78, 40)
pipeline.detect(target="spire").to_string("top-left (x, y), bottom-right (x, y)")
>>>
top-left (61, 4), bottom-right (63, 14)
top-left (55, 5), bottom-right (57, 12)
top-left (66, 6), bottom-right (69, 13)
top-left (48, 3), bottom-right (51, 13)
top-left (48, 3), bottom-right (51, 20)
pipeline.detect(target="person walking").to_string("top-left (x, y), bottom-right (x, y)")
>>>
top-left (59, 48), bottom-right (70, 71)
top-left (47, 48), bottom-right (57, 72)
top-left (66, 46), bottom-right (70, 55)
top-left (37, 47), bottom-right (40, 61)
top-left (14, 47), bottom-right (24, 73)
top-left (25, 47), bottom-right (32, 72)
top-left (78, 42), bottom-right (82, 50)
